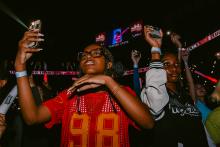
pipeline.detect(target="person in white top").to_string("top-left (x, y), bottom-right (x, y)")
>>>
top-left (141, 26), bottom-right (208, 147)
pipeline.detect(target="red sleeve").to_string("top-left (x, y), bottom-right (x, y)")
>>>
top-left (43, 90), bottom-right (68, 128)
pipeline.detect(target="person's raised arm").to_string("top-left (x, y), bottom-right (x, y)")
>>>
top-left (141, 26), bottom-right (170, 120)
top-left (14, 29), bottom-right (50, 125)
top-left (180, 48), bottom-right (196, 102)
top-left (131, 50), bottom-right (141, 96)
top-left (170, 33), bottom-right (182, 63)
top-left (170, 33), bottom-right (196, 102)
top-left (144, 26), bottom-right (163, 60)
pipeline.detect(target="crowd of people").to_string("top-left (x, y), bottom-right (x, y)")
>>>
top-left (0, 24), bottom-right (219, 147)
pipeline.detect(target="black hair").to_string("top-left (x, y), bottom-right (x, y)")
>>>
top-left (161, 52), bottom-right (178, 62)
top-left (26, 60), bottom-right (36, 76)
top-left (0, 60), bottom-right (9, 80)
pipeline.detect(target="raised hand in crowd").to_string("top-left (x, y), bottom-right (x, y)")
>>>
top-left (131, 50), bottom-right (142, 96)
top-left (170, 32), bottom-right (183, 62)
top-left (144, 25), bottom-right (163, 48)
top-left (15, 29), bottom-right (44, 70)
top-left (170, 33), bottom-right (182, 48)
top-left (180, 47), bottom-right (196, 101)
top-left (131, 50), bottom-right (141, 65)
top-left (144, 25), bottom-right (163, 61)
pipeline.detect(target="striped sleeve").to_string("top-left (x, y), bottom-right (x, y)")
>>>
top-left (149, 61), bottom-right (163, 69)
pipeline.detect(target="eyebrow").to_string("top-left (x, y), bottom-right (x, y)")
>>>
top-left (163, 61), bottom-right (170, 64)
top-left (84, 48), bottom-right (102, 53)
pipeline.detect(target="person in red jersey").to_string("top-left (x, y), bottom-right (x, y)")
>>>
top-left (14, 29), bottom-right (154, 147)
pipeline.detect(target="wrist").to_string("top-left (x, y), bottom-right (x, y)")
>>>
top-left (151, 52), bottom-right (161, 61)
top-left (104, 76), bottom-right (113, 85)
top-left (105, 76), bottom-right (118, 89)
top-left (14, 63), bottom-right (26, 71)
top-left (151, 47), bottom-right (161, 55)
top-left (133, 64), bottom-right (138, 68)
top-left (184, 61), bottom-right (188, 66)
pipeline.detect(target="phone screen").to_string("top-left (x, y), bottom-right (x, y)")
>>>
top-left (29, 19), bottom-right (41, 30)
top-left (28, 19), bottom-right (42, 48)
top-left (145, 25), bottom-right (161, 38)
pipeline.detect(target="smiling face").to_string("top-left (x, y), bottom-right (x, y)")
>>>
top-left (162, 53), bottom-right (181, 83)
top-left (79, 44), bottom-right (112, 75)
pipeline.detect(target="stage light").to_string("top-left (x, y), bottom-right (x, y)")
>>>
top-left (215, 51), bottom-right (220, 59)
top-left (166, 30), bottom-right (171, 36)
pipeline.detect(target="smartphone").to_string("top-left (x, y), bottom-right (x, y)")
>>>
top-left (145, 25), bottom-right (161, 38)
top-left (28, 19), bottom-right (42, 48)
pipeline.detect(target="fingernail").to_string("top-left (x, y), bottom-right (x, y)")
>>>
top-left (77, 89), bottom-right (80, 92)
top-left (38, 33), bottom-right (44, 36)
top-left (33, 29), bottom-right (40, 31)
top-left (37, 48), bottom-right (43, 51)
top-left (67, 90), bottom-right (72, 95)
top-left (38, 38), bottom-right (44, 41)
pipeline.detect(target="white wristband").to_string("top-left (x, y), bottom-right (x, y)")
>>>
top-left (184, 61), bottom-right (188, 67)
top-left (15, 70), bottom-right (27, 78)
top-left (133, 64), bottom-right (138, 68)
top-left (151, 47), bottom-right (161, 55)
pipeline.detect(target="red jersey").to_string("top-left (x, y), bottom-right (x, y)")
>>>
top-left (43, 86), bottom-right (137, 147)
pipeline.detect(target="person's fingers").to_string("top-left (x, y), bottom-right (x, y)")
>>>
top-left (77, 83), bottom-right (102, 92)
top-left (67, 75), bottom-right (91, 93)
top-left (74, 75), bottom-right (91, 86)
top-left (23, 31), bottom-right (44, 41)
top-left (22, 47), bottom-right (43, 53)
top-left (26, 37), bottom-right (44, 42)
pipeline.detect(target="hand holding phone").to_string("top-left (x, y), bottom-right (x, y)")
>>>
top-left (145, 25), bottom-right (161, 38)
top-left (28, 19), bottom-right (42, 48)
top-left (143, 25), bottom-right (163, 49)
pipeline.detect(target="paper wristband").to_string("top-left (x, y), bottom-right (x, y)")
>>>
top-left (15, 71), bottom-right (27, 78)
top-left (151, 47), bottom-right (161, 55)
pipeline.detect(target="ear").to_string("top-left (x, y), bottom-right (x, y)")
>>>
top-left (107, 62), bottom-right (112, 69)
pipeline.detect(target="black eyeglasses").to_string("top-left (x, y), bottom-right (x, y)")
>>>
top-left (77, 48), bottom-right (104, 61)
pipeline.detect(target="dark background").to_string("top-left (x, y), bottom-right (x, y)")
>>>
top-left (0, 0), bottom-right (220, 90)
